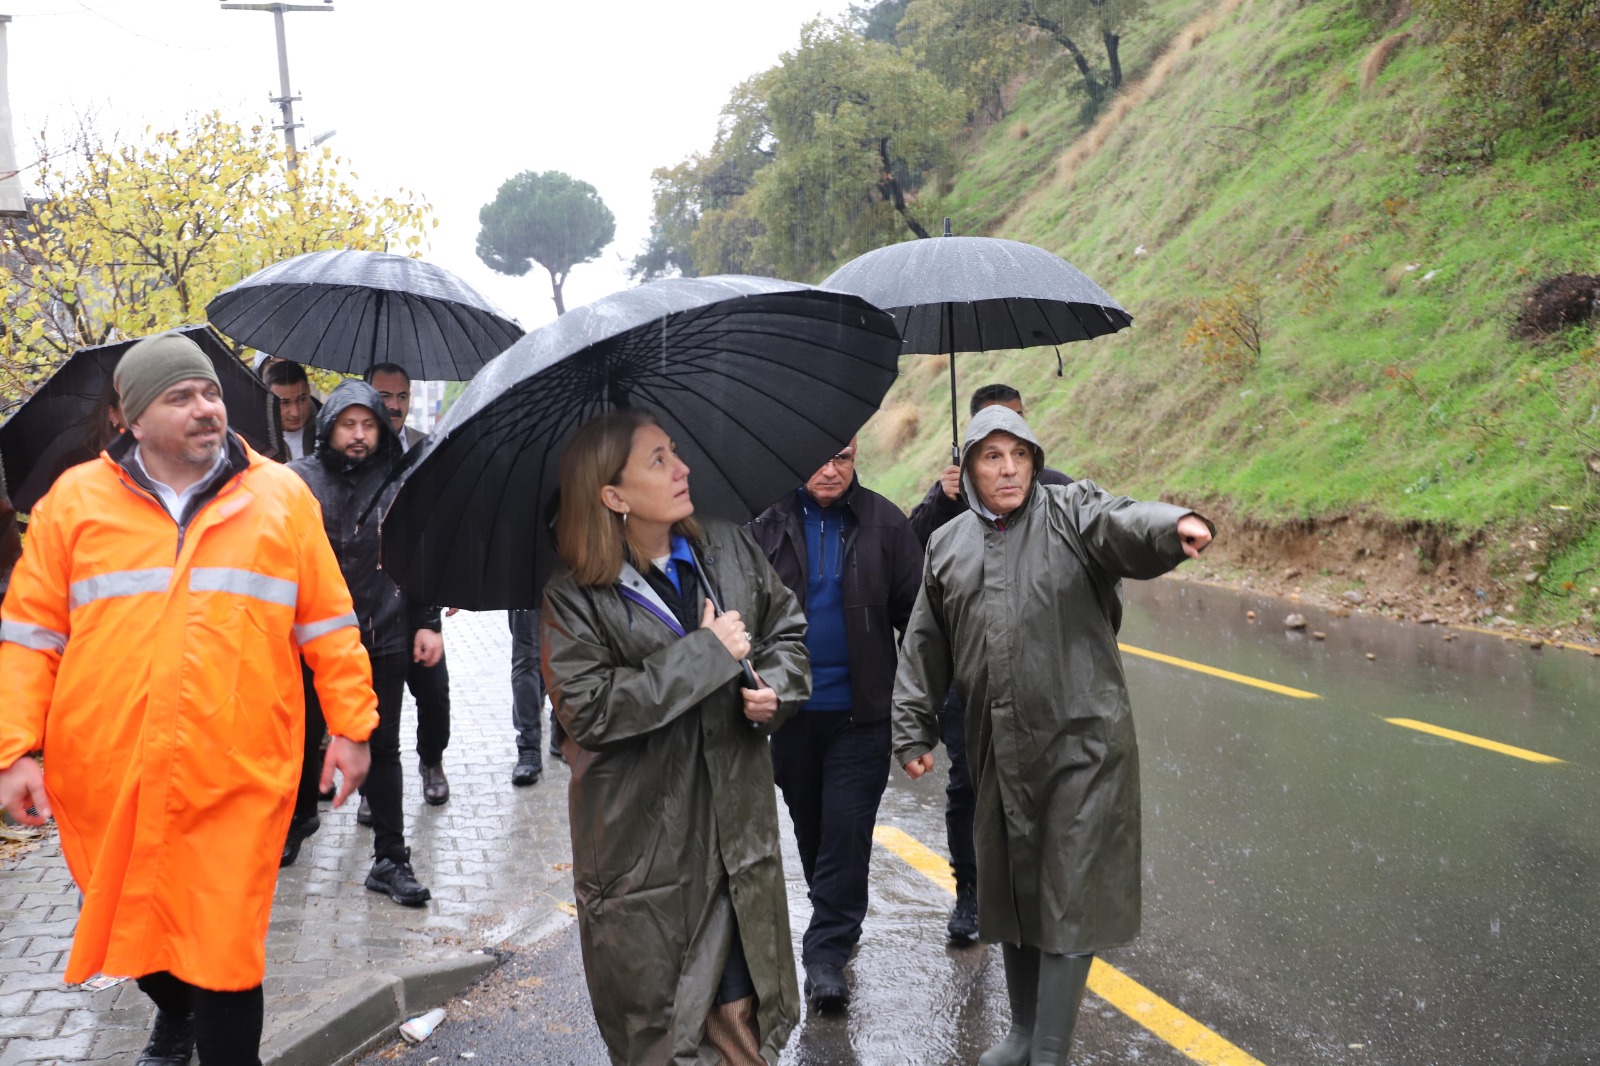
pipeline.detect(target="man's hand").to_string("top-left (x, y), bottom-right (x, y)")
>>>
top-left (939, 464), bottom-right (962, 501)
top-left (904, 752), bottom-right (936, 779)
top-left (322, 737), bottom-right (370, 809)
top-left (742, 677), bottom-right (779, 724)
top-left (413, 629), bottom-right (444, 666)
top-left (0, 757), bottom-right (50, 826)
top-left (1177, 514), bottom-right (1213, 559)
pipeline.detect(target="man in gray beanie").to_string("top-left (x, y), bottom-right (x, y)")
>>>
top-left (0, 330), bottom-right (378, 1066)
top-left (111, 333), bottom-right (229, 508)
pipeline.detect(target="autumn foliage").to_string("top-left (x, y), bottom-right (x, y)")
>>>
top-left (0, 112), bottom-right (433, 411)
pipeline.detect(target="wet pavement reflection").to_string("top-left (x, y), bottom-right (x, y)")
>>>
top-left (365, 577), bottom-right (1600, 1065)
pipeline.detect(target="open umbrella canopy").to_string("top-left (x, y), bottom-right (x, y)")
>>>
top-left (821, 232), bottom-right (1132, 353)
top-left (205, 249), bottom-right (523, 381)
top-left (0, 325), bottom-right (282, 513)
top-left (822, 227), bottom-right (1132, 458)
top-left (381, 275), bottom-right (901, 610)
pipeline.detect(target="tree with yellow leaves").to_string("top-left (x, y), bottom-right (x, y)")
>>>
top-left (0, 111), bottom-right (433, 411)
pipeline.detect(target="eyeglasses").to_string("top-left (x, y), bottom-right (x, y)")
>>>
top-left (823, 451), bottom-right (856, 468)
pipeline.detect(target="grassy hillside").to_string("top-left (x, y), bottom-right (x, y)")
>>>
top-left (859, 0), bottom-right (1600, 627)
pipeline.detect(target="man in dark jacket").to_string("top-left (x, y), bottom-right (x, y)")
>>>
top-left (746, 438), bottom-right (923, 1012)
top-left (286, 380), bottom-right (441, 906)
top-left (906, 383), bottom-right (1075, 944)
top-left (365, 362), bottom-right (453, 805)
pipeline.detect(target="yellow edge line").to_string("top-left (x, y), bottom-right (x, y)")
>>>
top-left (872, 826), bottom-right (1269, 1066)
top-left (1384, 718), bottom-right (1564, 764)
top-left (1118, 644), bottom-right (1321, 700)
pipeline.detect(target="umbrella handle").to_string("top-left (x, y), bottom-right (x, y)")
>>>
top-left (687, 541), bottom-right (765, 728)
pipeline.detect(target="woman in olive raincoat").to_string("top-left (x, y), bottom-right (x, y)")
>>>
top-left (891, 405), bottom-right (1213, 1066)
top-left (542, 410), bottom-right (809, 1066)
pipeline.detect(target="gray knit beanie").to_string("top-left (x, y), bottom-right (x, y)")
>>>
top-left (115, 333), bottom-right (222, 425)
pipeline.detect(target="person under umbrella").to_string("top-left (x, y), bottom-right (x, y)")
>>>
top-left (892, 405), bottom-right (1214, 1066)
top-left (363, 361), bottom-right (453, 806)
top-left (283, 381), bottom-right (442, 903)
top-left (906, 382), bottom-right (1075, 945)
top-left (0, 466), bottom-right (21, 595)
top-left (264, 361), bottom-right (317, 462)
top-left (0, 332), bottom-right (376, 1066)
top-left (542, 409), bottom-right (809, 1063)
top-left (745, 437), bottom-right (923, 1012)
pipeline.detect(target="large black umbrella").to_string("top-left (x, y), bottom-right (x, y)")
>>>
top-left (381, 275), bottom-right (901, 611)
top-left (205, 249), bottom-right (523, 381)
top-left (0, 325), bottom-right (282, 513)
top-left (821, 222), bottom-right (1132, 460)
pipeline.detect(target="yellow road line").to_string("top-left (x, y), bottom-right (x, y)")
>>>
top-left (872, 826), bottom-right (1269, 1066)
top-left (1384, 718), bottom-right (1564, 764)
top-left (1119, 644), bottom-right (1321, 700)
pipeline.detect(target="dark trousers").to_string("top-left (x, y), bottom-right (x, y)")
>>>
top-left (410, 650), bottom-right (451, 766)
top-left (137, 971), bottom-right (263, 1066)
top-left (940, 686), bottom-right (978, 888)
top-left (362, 651), bottom-right (410, 862)
top-left (295, 650), bottom-right (409, 862)
top-left (509, 609), bottom-right (543, 760)
top-left (770, 712), bottom-right (891, 968)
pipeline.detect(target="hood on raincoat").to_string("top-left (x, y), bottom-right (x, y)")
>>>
top-left (313, 380), bottom-right (403, 470)
top-left (959, 405), bottom-right (1048, 518)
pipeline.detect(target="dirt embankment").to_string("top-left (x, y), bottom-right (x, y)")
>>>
top-left (1175, 501), bottom-right (1600, 651)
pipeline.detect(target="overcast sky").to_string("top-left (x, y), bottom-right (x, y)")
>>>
top-left (2, 0), bottom-right (856, 331)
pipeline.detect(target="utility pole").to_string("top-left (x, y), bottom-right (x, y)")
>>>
top-left (220, 2), bottom-right (332, 171)
top-left (0, 14), bottom-right (24, 217)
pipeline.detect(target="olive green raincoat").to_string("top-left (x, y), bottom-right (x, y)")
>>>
top-left (542, 516), bottom-right (808, 1065)
top-left (891, 406), bottom-right (1206, 954)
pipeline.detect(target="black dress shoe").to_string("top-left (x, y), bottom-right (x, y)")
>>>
top-left (419, 760), bottom-right (450, 805)
top-left (366, 848), bottom-right (431, 906)
top-left (803, 961), bottom-right (849, 1012)
top-left (279, 814), bottom-right (321, 868)
top-left (511, 758), bottom-right (543, 787)
top-left (948, 881), bottom-right (980, 944)
top-left (135, 1008), bottom-right (194, 1065)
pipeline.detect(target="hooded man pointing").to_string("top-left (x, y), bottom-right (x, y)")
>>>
top-left (891, 406), bottom-right (1213, 1066)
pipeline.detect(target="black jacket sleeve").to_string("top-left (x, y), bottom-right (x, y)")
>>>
top-left (907, 478), bottom-right (966, 549)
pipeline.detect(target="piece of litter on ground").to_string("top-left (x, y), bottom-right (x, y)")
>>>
top-left (460, 1053), bottom-right (476, 1060)
top-left (83, 976), bottom-right (126, 991)
top-left (400, 1007), bottom-right (446, 1044)
top-left (556, 900), bottom-right (578, 917)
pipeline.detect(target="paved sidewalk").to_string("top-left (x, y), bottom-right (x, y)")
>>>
top-left (0, 610), bottom-right (578, 1065)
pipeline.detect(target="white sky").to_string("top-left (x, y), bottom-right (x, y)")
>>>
top-left (2, 0), bottom-right (856, 331)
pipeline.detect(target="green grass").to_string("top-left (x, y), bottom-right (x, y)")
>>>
top-left (861, 0), bottom-right (1600, 626)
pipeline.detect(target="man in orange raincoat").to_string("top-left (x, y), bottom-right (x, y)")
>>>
top-left (0, 333), bottom-right (379, 1066)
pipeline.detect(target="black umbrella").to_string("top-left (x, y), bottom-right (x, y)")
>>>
top-left (821, 221), bottom-right (1132, 461)
top-left (205, 249), bottom-right (523, 381)
top-left (380, 275), bottom-right (901, 611)
top-left (0, 325), bottom-right (283, 513)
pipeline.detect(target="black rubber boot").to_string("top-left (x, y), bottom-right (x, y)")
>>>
top-left (134, 1008), bottom-right (194, 1065)
top-left (977, 943), bottom-right (1038, 1066)
top-left (1030, 952), bottom-right (1094, 1066)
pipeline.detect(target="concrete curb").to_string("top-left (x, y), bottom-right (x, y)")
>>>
top-left (261, 951), bottom-right (500, 1066)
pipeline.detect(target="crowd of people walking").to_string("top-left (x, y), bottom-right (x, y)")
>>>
top-left (0, 334), bottom-right (1213, 1066)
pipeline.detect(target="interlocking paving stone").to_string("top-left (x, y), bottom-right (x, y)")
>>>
top-left (0, 611), bottom-right (576, 1063)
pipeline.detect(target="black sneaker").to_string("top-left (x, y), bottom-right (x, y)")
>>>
top-left (948, 881), bottom-right (979, 944)
top-left (511, 758), bottom-right (543, 787)
top-left (803, 961), bottom-right (849, 1012)
top-left (135, 1008), bottom-right (193, 1065)
top-left (366, 850), bottom-right (431, 907)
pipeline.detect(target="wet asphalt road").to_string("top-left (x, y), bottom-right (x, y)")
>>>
top-left (362, 578), bottom-right (1600, 1065)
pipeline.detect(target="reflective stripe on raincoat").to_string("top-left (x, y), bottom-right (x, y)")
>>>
top-left (0, 434), bottom-right (377, 991)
